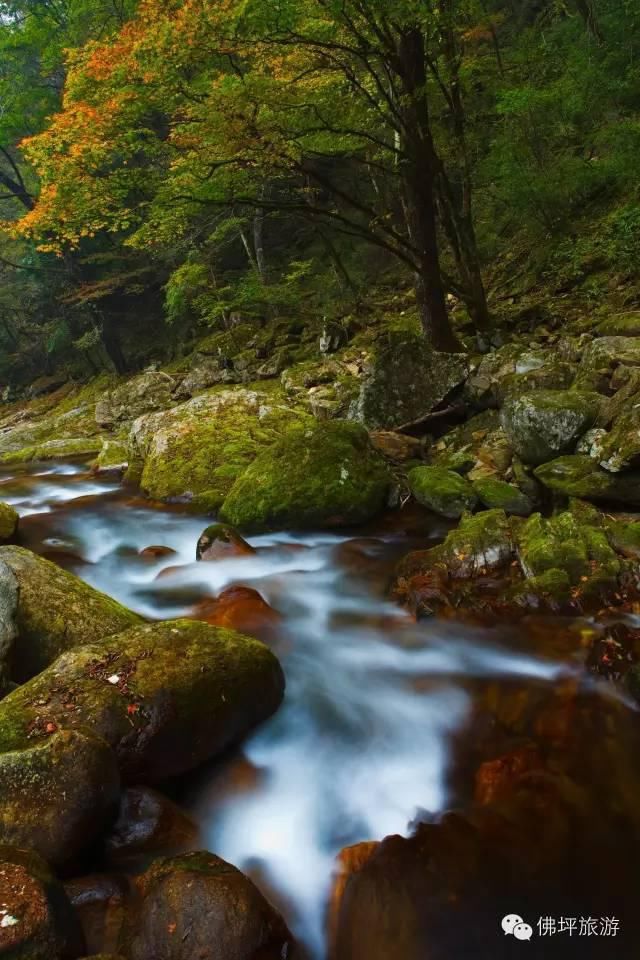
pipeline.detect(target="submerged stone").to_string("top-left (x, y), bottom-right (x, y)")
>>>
top-left (220, 420), bottom-right (390, 531)
top-left (407, 466), bottom-right (477, 518)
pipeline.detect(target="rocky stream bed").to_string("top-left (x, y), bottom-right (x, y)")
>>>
top-left (3, 322), bottom-right (640, 958)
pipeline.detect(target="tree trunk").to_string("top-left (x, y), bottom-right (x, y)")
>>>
top-left (397, 28), bottom-right (463, 352)
top-left (100, 317), bottom-right (128, 374)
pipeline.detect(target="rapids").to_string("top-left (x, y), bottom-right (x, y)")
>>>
top-left (0, 459), bottom-right (625, 957)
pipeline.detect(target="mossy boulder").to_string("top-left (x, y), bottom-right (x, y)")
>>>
top-left (597, 312), bottom-right (640, 337)
top-left (0, 846), bottom-right (84, 959)
top-left (501, 390), bottom-right (600, 465)
top-left (597, 407), bottom-right (640, 472)
top-left (132, 390), bottom-right (302, 512)
top-left (95, 371), bottom-right (175, 429)
top-left (606, 519), bottom-right (640, 558)
top-left (397, 509), bottom-right (513, 585)
top-left (408, 466), bottom-right (477, 518)
top-left (0, 501), bottom-right (18, 541)
top-left (0, 619), bottom-right (285, 783)
top-left (220, 420), bottom-right (391, 531)
top-left (0, 559), bottom-right (18, 681)
top-left (124, 852), bottom-right (292, 960)
top-left (535, 455), bottom-right (640, 505)
top-left (515, 512), bottom-right (620, 597)
top-left (0, 436), bottom-right (104, 465)
top-left (0, 546), bottom-right (141, 682)
top-left (349, 332), bottom-right (468, 429)
top-left (94, 439), bottom-right (129, 474)
top-left (576, 336), bottom-right (640, 392)
top-left (0, 729), bottom-right (120, 867)
top-left (472, 478), bottom-right (533, 516)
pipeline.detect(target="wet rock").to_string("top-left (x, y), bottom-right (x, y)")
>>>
top-left (535, 454), bottom-right (640, 505)
top-left (0, 619), bottom-right (285, 784)
top-left (407, 466), bottom-right (477, 518)
top-left (64, 874), bottom-right (129, 956)
top-left (332, 768), bottom-right (640, 960)
top-left (131, 390), bottom-right (302, 512)
top-left (124, 852), bottom-right (292, 960)
top-left (94, 440), bottom-right (129, 475)
top-left (501, 390), bottom-right (600, 465)
top-left (192, 587), bottom-right (281, 641)
top-left (0, 546), bottom-right (141, 681)
top-left (0, 729), bottom-right (120, 867)
top-left (348, 332), bottom-right (468, 429)
top-left (0, 559), bottom-right (18, 680)
top-left (196, 523), bottom-right (255, 561)
top-left (220, 420), bottom-right (391, 531)
top-left (0, 846), bottom-right (84, 959)
top-left (105, 787), bottom-right (199, 868)
top-left (328, 842), bottom-right (379, 955)
top-left (474, 744), bottom-right (544, 806)
top-left (472, 478), bottom-right (532, 516)
top-left (0, 502), bottom-right (18, 542)
top-left (139, 545), bottom-right (177, 560)
top-left (95, 372), bottom-right (175, 429)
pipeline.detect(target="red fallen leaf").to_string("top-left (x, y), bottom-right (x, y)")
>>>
top-left (45, 722), bottom-right (57, 734)
top-left (127, 703), bottom-right (140, 715)
top-left (168, 922), bottom-right (177, 935)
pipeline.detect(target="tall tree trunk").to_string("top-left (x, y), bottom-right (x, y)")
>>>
top-left (436, 6), bottom-right (491, 332)
top-left (100, 316), bottom-right (128, 374)
top-left (397, 28), bottom-right (462, 353)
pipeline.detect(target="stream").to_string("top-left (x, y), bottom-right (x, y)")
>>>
top-left (0, 459), bottom-right (628, 957)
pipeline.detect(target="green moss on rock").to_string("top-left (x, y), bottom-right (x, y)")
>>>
top-left (133, 390), bottom-right (303, 512)
top-left (0, 729), bottom-right (120, 867)
top-left (535, 455), bottom-right (640, 505)
top-left (408, 466), bottom-right (477, 518)
top-left (220, 420), bottom-right (390, 531)
top-left (0, 545), bottom-right (141, 681)
top-left (0, 618), bottom-right (285, 783)
top-left (0, 502), bottom-right (18, 541)
top-left (472, 478), bottom-right (533, 516)
top-left (0, 436), bottom-right (104, 465)
top-left (94, 439), bottom-right (129, 473)
top-left (501, 390), bottom-right (601, 465)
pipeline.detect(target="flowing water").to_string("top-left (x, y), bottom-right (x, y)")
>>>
top-left (1, 459), bottom-right (631, 957)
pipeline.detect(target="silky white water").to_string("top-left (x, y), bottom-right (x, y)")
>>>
top-left (4, 461), bottom-right (586, 957)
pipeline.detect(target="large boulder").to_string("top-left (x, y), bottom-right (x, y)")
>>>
top-left (131, 390), bottom-right (301, 512)
top-left (407, 466), bottom-right (478, 518)
top-left (196, 523), bottom-right (255, 561)
top-left (123, 852), bottom-right (292, 960)
top-left (220, 420), bottom-right (391, 531)
top-left (95, 372), bottom-right (175, 429)
top-left (501, 390), bottom-right (600, 465)
top-left (0, 730), bottom-right (120, 867)
top-left (576, 335), bottom-right (640, 391)
top-left (348, 332), bottom-right (468, 429)
top-left (0, 619), bottom-right (284, 783)
top-left (472, 478), bottom-right (533, 516)
top-left (0, 846), bottom-right (84, 959)
top-left (0, 546), bottom-right (141, 681)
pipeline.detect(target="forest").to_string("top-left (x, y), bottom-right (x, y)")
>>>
top-left (3, 2), bottom-right (640, 960)
top-left (0, 0), bottom-right (639, 379)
